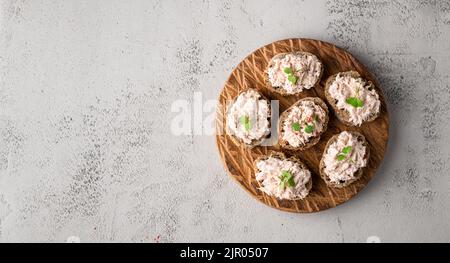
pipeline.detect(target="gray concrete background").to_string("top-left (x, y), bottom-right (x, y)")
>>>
top-left (0, 0), bottom-right (449, 242)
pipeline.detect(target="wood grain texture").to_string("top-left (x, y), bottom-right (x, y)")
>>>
top-left (215, 38), bottom-right (389, 213)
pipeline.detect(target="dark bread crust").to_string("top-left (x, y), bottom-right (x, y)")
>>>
top-left (253, 151), bottom-right (313, 200)
top-left (225, 88), bottom-right (271, 148)
top-left (324, 71), bottom-right (380, 126)
top-left (278, 97), bottom-right (329, 151)
top-left (319, 131), bottom-right (370, 188)
top-left (266, 51), bottom-right (324, 96)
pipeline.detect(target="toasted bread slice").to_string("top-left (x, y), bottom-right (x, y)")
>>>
top-left (278, 97), bottom-right (329, 151)
top-left (324, 71), bottom-right (380, 126)
top-left (266, 51), bottom-right (323, 96)
top-left (319, 131), bottom-right (370, 188)
top-left (254, 151), bottom-right (312, 200)
top-left (225, 89), bottom-right (271, 148)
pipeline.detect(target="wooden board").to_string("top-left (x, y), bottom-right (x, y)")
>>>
top-left (215, 38), bottom-right (389, 213)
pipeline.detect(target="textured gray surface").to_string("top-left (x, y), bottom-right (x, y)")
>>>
top-left (1, 0), bottom-right (450, 242)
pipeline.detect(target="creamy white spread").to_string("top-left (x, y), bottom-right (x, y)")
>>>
top-left (268, 53), bottom-right (322, 94)
top-left (226, 89), bottom-right (270, 144)
top-left (281, 100), bottom-right (327, 147)
top-left (323, 131), bottom-right (367, 183)
top-left (328, 73), bottom-right (380, 126)
top-left (255, 156), bottom-right (311, 200)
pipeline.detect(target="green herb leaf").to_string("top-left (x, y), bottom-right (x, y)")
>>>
top-left (281, 170), bottom-right (291, 178)
top-left (291, 122), bottom-right (301, 132)
top-left (239, 115), bottom-right (247, 124)
top-left (304, 125), bottom-right (314, 134)
top-left (239, 115), bottom-right (251, 131)
top-left (313, 114), bottom-right (319, 122)
top-left (342, 146), bottom-right (352, 154)
top-left (287, 74), bottom-right (298, 85)
top-left (283, 67), bottom-right (293, 74)
top-left (279, 170), bottom-right (295, 189)
top-left (244, 122), bottom-right (251, 131)
top-left (337, 154), bottom-right (346, 161)
top-left (346, 97), bottom-right (364, 108)
top-left (337, 145), bottom-right (353, 161)
top-left (287, 176), bottom-right (295, 187)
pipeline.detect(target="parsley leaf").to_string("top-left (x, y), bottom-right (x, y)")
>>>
top-left (337, 154), bottom-right (347, 161)
top-left (283, 67), bottom-right (293, 74)
top-left (304, 125), bottom-right (314, 134)
top-left (279, 170), bottom-right (295, 189)
top-left (281, 170), bottom-right (291, 178)
top-left (287, 74), bottom-right (298, 85)
top-left (283, 67), bottom-right (298, 85)
top-left (239, 115), bottom-right (251, 131)
top-left (287, 176), bottom-right (295, 187)
top-left (342, 146), bottom-right (352, 154)
top-left (336, 145), bottom-right (353, 161)
top-left (291, 122), bottom-right (301, 132)
top-left (346, 97), bottom-right (364, 108)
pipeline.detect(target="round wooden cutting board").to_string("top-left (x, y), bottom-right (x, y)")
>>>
top-left (215, 38), bottom-right (389, 213)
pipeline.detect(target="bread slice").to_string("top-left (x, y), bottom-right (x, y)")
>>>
top-left (254, 151), bottom-right (312, 200)
top-left (266, 51), bottom-right (324, 96)
top-left (324, 71), bottom-right (380, 126)
top-left (319, 131), bottom-right (370, 188)
top-left (225, 89), bottom-right (271, 148)
top-left (278, 97), bottom-right (329, 151)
